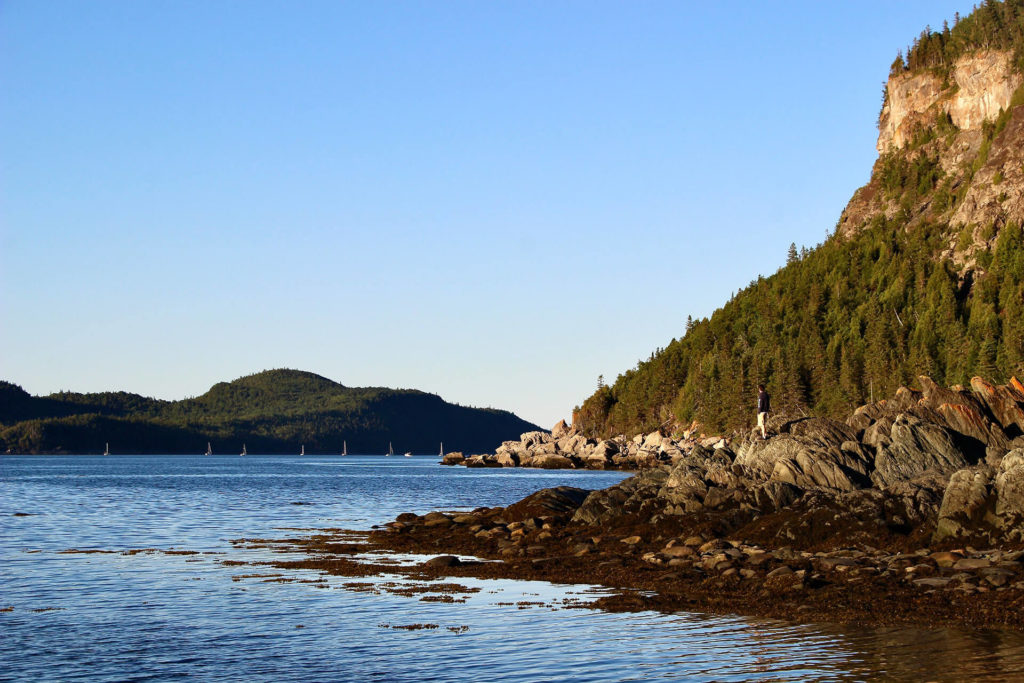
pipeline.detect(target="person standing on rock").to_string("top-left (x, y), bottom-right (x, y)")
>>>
top-left (756, 384), bottom-right (771, 440)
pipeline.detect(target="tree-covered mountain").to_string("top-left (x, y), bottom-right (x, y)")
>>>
top-left (0, 370), bottom-right (541, 455)
top-left (575, 1), bottom-right (1024, 438)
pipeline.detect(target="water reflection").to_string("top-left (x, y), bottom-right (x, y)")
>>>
top-left (3, 456), bottom-right (1024, 681)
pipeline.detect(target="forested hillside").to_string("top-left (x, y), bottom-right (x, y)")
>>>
top-left (574, 1), bottom-right (1024, 438)
top-left (0, 370), bottom-right (540, 455)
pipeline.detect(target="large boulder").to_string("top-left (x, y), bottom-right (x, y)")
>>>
top-left (994, 449), bottom-right (1024, 536)
top-left (735, 418), bottom-right (871, 491)
top-left (530, 454), bottom-right (574, 469)
top-left (871, 414), bottom-right (973, 488)
top-left (659, 463), bottom-right (709, 512)
top-left (551, 419), bottom-right (572, 439)
top-left (934, 466), bottom-right (997, 542)
top-left (441, 452), bottom-right (465, 466)
top-left (933, 448), bottom-right (1024, 543)
top-left (505, 486), bottom-right (591, 521)
top-left (520, 431), bottom-right (551, 448)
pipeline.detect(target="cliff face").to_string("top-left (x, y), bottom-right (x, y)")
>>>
top-left (877, 51), bottom-right (1020, 152)
top-left (839, 49), bottom-right (1024, 274)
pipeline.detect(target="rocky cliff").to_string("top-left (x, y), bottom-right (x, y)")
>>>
top-left (841, 49), bottom-right (1024, 268)
top-left (876, 51), bottom-right (1021, 152)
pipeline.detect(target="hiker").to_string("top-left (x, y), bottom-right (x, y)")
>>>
top-left (756, 384), bottom-right (771, 439)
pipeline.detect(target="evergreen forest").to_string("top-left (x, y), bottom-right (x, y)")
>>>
top-left (574, 1), bottom-right (1024, 439)
top-left (0, 369), bottom-right (540, 455)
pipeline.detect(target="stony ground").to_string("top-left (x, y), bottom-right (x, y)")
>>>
top-left (239, 486), bottom-right (1024, 631)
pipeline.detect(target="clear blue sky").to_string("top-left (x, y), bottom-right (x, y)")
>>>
top-left (1, 1), bottom-right (977, 428)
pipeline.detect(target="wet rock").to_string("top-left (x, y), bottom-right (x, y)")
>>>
top-left (423, 555), bottom-right (462, 568)
top-left (929, 551), bottom-right (963, 567)
top-left (506, 487), bottom-right (591, 521)
top-left (953, 557), bottom-right (992, 570)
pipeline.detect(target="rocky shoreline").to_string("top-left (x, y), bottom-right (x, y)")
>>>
top-left (265, 376), bottom-right (1024, 630)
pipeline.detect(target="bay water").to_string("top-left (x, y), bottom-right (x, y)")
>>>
top-left (3, 455), bottom-right (1024, 681)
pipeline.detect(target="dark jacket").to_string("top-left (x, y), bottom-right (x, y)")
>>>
top-left (757, 390), bottom-right (770, 414)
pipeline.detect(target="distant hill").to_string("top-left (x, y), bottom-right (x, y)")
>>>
top-left (575, 1), bottom-right (1024, 437)
top-left (0, 370), bottom-right (542, 455)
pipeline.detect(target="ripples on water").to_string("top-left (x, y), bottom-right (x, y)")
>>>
top-left (3, 455), bottom-right (1024, 681)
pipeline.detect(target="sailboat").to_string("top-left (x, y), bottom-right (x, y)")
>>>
top-left (205, 442), bottom-right (213, 456)
top-left (341, 441), bottom-right (347, 457)
top-left (439, 442), bottom-right (444, 458)
top-left (386, 442), bottom-right (393, 457)
top-left (404, 451), bottom-right (412, 457)
top-left (103, 442), bottom-right (110, 456)
top-left (300, 445), bottom-right (305, 456)
top-left (240, 444), bottom-right (247, 457)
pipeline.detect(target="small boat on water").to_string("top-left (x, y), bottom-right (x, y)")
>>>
top-left (300, 445), bottom-right (305, 456)
top-left (404, 452), bottom-right (412, 457)
top-left (240, 444), bottom-right (247, 457)
top-left (439, 442), bottom-right (444, 458)
top-left (103, 442), bottom-right (110, 456)
top-left (341, 441), bottom-right (347, 457)
top-left (205, 442), bottom-right (213, 456)
top-left (386, 442), bottom-right (393, 457)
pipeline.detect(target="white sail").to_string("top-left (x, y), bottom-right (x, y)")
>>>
top-left (300, 445), bottom-right (305, 456)
top-left (342, 441), bottom-right (347, 456)
top-left (439, 442), bottom-right (444, 457)
top-left (103, 442), bottom-right (110, 456)
top-left (205, 442), bottom-right (212, 456)
top-left (387, 442), bottom-right (393, 456)
top-left (241, 444), bottom-right (246, 457)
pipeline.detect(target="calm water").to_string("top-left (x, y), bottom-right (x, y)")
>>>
top-left (3, 456), bottom-right (1024, 682)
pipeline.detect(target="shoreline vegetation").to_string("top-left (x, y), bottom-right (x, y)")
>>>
top-left (261, 375), bottom-right (1024, 630)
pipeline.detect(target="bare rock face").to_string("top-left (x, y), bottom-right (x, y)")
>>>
top-left (994, 449), bottom-right (1024, 536)
top-left (948, 51), bottom-right (1023, 130)
top-left (877, 50), bottom-right (1021, 153)
top-left (441, 452), bottom-right (465, 466)
top-left (519, 431), bottom-right (551, 448)
top-left (504, 486), bottom-right (591, 521)
top-left (971, 377), bottom-right (1024, 437)
top-left (551, 419), bottom-right (572, 439)
top-left (872, 415), bottom-right (972, 488)
top-left (934, 466), bottom-right (996, 542)
top-left (530, 454), bottom-right (574, 469)
top-left (735, 418), bottom-right (871, 492)
top-left (933, 449), bottom-right (1024, 543)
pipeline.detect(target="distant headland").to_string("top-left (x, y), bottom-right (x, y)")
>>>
top-left (0, 369), bottom-right (542, 455)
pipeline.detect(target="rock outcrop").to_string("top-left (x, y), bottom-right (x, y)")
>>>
top-left (445, 376), bottom-right (1024, 546)
top-left (878, 51), bottom-right (1021, 153)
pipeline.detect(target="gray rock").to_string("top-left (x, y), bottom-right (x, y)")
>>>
top-left (933, 466), bottom-right (995, 542)
top-left (423, 555), bottom-right (462, 568)
top-left (995, 449), bottom-right (1024, 537)
top-left (872, 414), bottom-right (972, 487)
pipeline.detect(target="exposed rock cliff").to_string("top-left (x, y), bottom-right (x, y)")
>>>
top-left (841, 48), bottom-right (1024, 260)
top-left (877, 51), bottom-right (1021, 152)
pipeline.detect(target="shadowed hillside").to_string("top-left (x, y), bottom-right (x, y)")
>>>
top-left (0, 370), bottom-right (541, 455)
